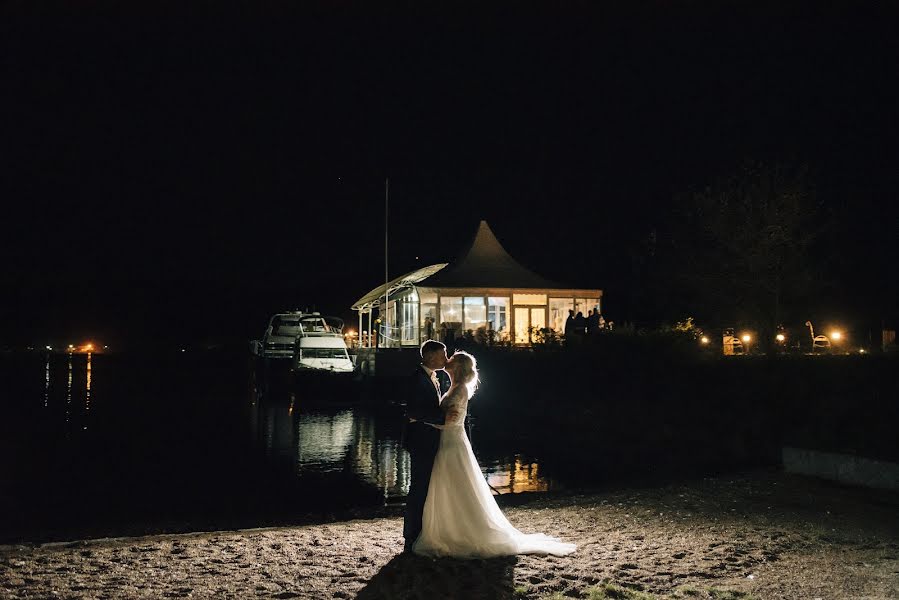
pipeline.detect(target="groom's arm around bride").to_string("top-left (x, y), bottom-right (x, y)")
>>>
top-left (403, 368), bottom-right (445, 446)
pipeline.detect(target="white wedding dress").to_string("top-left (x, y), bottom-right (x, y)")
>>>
top-left (413, 384), bottom-right (576, 558)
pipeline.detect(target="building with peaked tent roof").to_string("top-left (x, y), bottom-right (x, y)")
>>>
top-left (352, 221), bottom-right (602, 347)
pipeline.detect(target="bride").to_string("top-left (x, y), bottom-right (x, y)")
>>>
top-left (412, 350), bottom-right (576, 558)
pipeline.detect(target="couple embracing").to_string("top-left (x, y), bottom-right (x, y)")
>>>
top-left (402, 340), bottom-right (576, 558)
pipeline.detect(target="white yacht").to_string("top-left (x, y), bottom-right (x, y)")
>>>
top-left (251, 311), bottom-right (355, 376)
top-left (251, 312), bottom-right (310, 359)
top-left (294, 335), bottom-right (355, 375)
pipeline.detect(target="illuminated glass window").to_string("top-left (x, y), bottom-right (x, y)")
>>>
top-left (420, 302), bottom-right (438, 341)
top-left (401, 299), bottom-right (418, 343)
top-left (549, 298), bottom-right (573, 332)
top-left (575, 298), bottom-right (600, 317)
top-left (440, 297), bottom-right (463, 325)
top-left (384, 300), bottom-right (397, 346)
top-left (463, 297), bottom-right (487, 330)
top-left (512, 293), bottom-right (547, 306)
top-left (514, 307), bottom-right (530, 344)
top-left (514, 307), bottom-right (546, 344)
top-left (488, 297), bottom-right (509, 334)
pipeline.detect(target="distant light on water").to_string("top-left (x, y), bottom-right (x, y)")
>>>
top-left (485, 456), bottom-right (551, 494)
top-left (85, 352), bottom-right (92, 413)
top-left (44, 354), bottom-right (50, 408)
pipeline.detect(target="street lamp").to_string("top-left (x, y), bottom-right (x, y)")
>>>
top-left (830, 330), bottom-right (842, 341)
top-left (776, 333), bottom-right (785, 342)
top-left (700, 336), bottom-right (710, 345)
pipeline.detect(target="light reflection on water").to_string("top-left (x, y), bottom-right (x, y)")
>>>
top-left (39, 352), bottom-right (94, 434)
top-left (250, 385), bottom-right (552, 499)
top-left (65, 353), bottom-right (73, 424)
top-left (33, 353), bottom-right (553, 503)
top-left (485, 457), bottom-right (551, 494)
top-left (4, 353), bottom-right (560, 541)
top-left (44, 354), bottom-right (50, 408)
top-left (85, 352), bottom-right (92, 414)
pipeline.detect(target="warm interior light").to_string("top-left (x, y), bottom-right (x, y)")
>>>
top-left (741, 334), bottom-right (751, 343)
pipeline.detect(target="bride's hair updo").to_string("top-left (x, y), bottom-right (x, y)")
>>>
top-left (450, 350), bottom-right (479, 397)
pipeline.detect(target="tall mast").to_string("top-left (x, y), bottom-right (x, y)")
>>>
top-left (384, 178), bottom-right (389, 344)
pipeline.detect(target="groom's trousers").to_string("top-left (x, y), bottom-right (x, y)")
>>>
top-left (403, 448), bottom-right (437, 546)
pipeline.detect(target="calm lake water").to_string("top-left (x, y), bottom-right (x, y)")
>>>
top-left (0, 351), bottom-right (555, 542)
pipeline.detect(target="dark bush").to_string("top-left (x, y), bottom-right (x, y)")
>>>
top-left (462, 333), bottom-right (898, 481)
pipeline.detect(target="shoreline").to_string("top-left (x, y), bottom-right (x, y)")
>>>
top-left (3, 469), bottom-right (898, 599)
top-left (0, 470), bottom-right (712, 547)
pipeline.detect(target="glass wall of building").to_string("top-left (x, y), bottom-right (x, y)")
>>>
top-left (549, 298), bottom-right (573, 332)
top-left (463, 297), bottom-right (487, 331)
top-left (514, 307), bottom-right (529, 344)
top-left (512, 293), bottom-right (547, 305)
top-left (514, 306), bottom-right (547, 344)
top-left (400, 296), bottom-right (418, 344)
top-left (384, 299), bottom-right (397, 346)
top-left (419, 291), bottom-right (438, 342)
top-left (488, 297), bottom-right (509, 339)
top-left (439, 296), bottom-right (463, 327)
top-left (575, 297), bottom-right (601, 318)
top-left (363, 286), bottom-right (598, 348)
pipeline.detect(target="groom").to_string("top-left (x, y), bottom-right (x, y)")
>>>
top-left (402, 339), bottom-right (448, 552)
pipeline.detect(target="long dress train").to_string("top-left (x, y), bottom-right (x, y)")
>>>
top-left (413, 384), bottom-right (576, 558)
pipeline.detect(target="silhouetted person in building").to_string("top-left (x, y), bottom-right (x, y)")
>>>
top-left (564, 309), bottom-right (575, 344)
top-left (424, 316), bottom-right (435, 341)
top-left (573, 311), bottom-right (587, 342)
top-left (587, 309), bottom-right (600, 334)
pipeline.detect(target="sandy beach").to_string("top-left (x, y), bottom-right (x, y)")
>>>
top-left (2, 469), bottom-right (897, 599)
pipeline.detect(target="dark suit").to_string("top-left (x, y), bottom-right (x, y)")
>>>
top-left (402, 366), bottom-right (445, 547)
top-left (586, 312), bottom-right (600, 334)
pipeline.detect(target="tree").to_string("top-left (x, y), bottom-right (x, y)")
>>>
top-left (664, 161), bottom-right (832, 350)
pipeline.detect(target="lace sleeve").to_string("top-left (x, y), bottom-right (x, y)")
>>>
top-left (443, 386), bottom-right (468, 426)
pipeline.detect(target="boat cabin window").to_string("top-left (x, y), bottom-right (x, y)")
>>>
top-left (300, 319), bottom-right (330, 333)
top-left (300, 348), bottom-right (348, 359)
top-left (271, 318), bottom-right (302, 335)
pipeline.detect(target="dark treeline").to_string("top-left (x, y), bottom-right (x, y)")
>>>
top-left (620, 160), bottom-right (898, 343)
top-left (466, 336), bottom-right (898, 483)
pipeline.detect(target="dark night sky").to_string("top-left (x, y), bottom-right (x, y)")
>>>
top-left (2, 2), bottom-right (898, 348)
